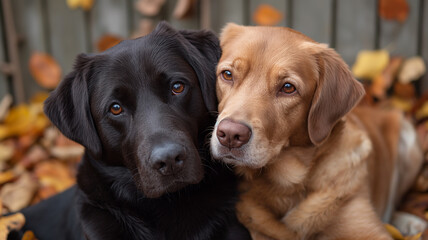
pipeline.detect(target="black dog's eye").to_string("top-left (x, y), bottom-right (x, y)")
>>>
top-left (172, 82), bottom-right (185, 95)
top-left (110, 103), bottom-right (123, 115)
top-left (281, 83), bottom-right (296, 94)
top-left (221, 70), bottom-right (233, 81)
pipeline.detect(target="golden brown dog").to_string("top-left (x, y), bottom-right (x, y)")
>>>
top-left (210, 23), bottom-right (424, 240)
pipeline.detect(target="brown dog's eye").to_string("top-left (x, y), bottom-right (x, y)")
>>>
top-left (110, 103), bottom-right (123, 115)
top-left (172, 82), bottom-right (185, 95)
top-left (221, 70), bottom-right (233, 81)
top-left (281, 83), bottom-right (296, 94)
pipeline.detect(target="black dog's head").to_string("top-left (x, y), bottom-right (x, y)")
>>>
top-left (44, 22), bottom-right (220, 198)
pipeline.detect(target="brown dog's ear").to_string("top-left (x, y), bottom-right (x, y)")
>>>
top-left (44, 54), bottom-right (102, 159)
top-left (308, 45), bottom-right (365, 145)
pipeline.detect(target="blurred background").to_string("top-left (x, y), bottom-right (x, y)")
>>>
top-left (0, 0), bottom-right (428, 238)
top-left (0, 0), bottom-right (427, 102)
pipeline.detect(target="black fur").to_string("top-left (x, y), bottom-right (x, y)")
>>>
top-left (10, 22), bottom-right (250, 240)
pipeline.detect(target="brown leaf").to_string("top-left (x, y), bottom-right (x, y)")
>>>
top-left (22, 230), bottom-right (37, 240)
top-left (96, 34), bottom-right (123, 52)
top-left (379, 0), bottom-right (409, 22)
top-left (29, 52), bottom-right (62, 89)
top-left (34, 161), bottom-right (75, 194)
top-left (253, 4), bottom-right (283, 26)
top-left (20, 145), bottom-right (48, 169)
top-left (394, 82), bottom-right (416, 100)
top-left (0, 173), bottom-right (38, 212)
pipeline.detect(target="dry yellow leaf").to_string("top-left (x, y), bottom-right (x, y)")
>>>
top-left (385, 223), bottom-right (404, 239)
top-left (415, 102), bottom-right (428, 121)
top-left (67, 0), bottom-right (94, 11)
top-left (29, 52), bottom-right (62, 89)
top-left (390, 97), bottom-right (413, 112)
top-left (405, 232), bottom-right (422, 240)
top-left (0, 170), bottom-right (16, 185)
top-left (0, 102), bottom-right (49, 140)
top-left (352, 50), bottom-right (390, 80)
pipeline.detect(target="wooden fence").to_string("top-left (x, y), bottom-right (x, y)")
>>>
top-left (0, 0), bottom-right (427, 102)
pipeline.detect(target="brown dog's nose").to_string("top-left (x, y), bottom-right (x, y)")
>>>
top-left (217, 119), bottom-right (251, 148)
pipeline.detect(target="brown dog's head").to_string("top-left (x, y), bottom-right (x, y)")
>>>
top-left (210, 24), bottom-right (365, 168)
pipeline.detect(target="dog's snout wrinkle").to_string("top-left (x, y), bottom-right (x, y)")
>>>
top-left (149, 143), bottom-right (186, 176)
top-left (217, 119), bottom-right (252, 149)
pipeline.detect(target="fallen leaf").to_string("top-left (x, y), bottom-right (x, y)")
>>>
top-left (370, 57), bottom-right (403, 99)
top-left (390, 97), bottom-right (414, 112)
top-left (415, 103), bottom-right (428, 122)
top-left (20, 145), bottom-right (49, 168)
top-left (379, 0), bottom-right (409, 22)
top-left (398, 57), bottom-right (426, 84)
top-left (22, 230), bottom-right (37, 240)
top-left (394, 82), bottom-right (416, 100)
top-left (253, 4), bottom-right (283, 26)
top-left (0, 213), bottom-right (25, 240)
top-left (34, 161), bottom-right (75, 193)
top-left (0, 170), bottom-right (16, 185)
top-left (352, 50), bottom-right (390, 80)
top-left (0, 173), bottom-right (38, 212)
top-left (29, 52), bottom-right (62, 89)
top-left (0, 143), bottom-right (13, 163)
top-left (0, 102), bottom-right (49, 140)
top-left (386, 223), bottom-right (405, 239)
top-left (96, 34), bottom-right (123, 52)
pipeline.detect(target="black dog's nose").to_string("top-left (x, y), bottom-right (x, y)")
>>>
top-left (150, 144), bottom-right (186, 176)
top-left (217, 119), bottom-right (251, 148)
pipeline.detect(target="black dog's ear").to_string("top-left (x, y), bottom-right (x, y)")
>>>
top-left (44, 54), bottom-right (102, 159)
top-left (179, 28), bottom-right (221, 113)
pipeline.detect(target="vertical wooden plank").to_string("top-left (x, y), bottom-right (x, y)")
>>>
top-left (249, 0), bottom-right (288, 26)
top-left (12, 0), bottom-right (46, 99)
top-left (421, 0), bottom-right (428, 92)
top-left (165, 0), bottom-right (199, 30)
top-left (210, 0), bottom-right (247, 33)
top-left (91, 0), bottom-right (130, 46)
top-left (335, 0), bottom-right (377, 65)
top-left (46, 0), bottom-right (88, 75)
top-left (379, 0), bottom-right (420, 57)
top-left (0, 12), bottom-right (8, 100)
top-left (292, 0), bottom-right (333, 44)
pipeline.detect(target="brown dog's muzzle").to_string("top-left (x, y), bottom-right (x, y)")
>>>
top-left (217, 119), bottom-right (252, 149)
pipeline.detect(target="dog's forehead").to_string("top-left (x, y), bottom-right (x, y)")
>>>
top-left (99, 36), bottom-right (195, 83)
top-left (219, 26), bottom-right (318, 83)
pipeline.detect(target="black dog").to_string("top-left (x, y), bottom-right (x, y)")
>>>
top-left (10, 22), bottom-right (250, 240)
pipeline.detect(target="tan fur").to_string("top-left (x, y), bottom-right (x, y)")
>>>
top-left (210, 24), bottom-right (424, 240)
